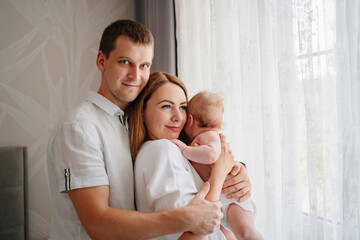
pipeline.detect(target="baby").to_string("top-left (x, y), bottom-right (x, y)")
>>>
top-left (172, 91), bottom-right (263, 240)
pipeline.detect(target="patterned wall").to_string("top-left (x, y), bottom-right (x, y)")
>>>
top-left (0, 1), bottom-right (135, 238)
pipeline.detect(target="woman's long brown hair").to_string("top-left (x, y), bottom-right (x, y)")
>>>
top-left (126, 72), bottom-right (188, 161)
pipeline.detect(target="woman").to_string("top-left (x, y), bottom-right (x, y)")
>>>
top-left (127, 72), bottom-right (239, 239)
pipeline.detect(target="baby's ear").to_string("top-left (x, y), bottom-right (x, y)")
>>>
top-left (187, 114), bottom-right (194, 126)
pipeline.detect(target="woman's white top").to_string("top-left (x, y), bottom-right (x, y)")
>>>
top-left (134, 139), bottom-right (225, 240)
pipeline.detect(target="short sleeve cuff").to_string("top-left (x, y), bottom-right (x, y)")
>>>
top-left (58, 171), bottom-right (109, 192)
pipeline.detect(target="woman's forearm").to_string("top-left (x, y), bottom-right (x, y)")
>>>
top-left (206, 166), bottom-right (227, 201)
top-left (206, 134), bottom-right (234, 201)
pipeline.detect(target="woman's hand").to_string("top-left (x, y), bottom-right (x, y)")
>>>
top-left (212, 134), bottom-right (235, 176)
top-left (222, 162), bottom-right (252, 202)
top-left (205, 134), bottom-right (235, 203)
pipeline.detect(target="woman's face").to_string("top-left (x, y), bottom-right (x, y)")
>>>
top-left (143, 82), bottom-right (187, 140)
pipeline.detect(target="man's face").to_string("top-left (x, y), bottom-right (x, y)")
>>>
top-left (97, 35), bottom-right (153, 109)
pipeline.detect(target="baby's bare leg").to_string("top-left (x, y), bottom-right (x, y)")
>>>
top-left (227, 203), bottom-right (263, 240)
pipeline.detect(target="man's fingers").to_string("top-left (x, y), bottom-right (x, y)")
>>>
top-left (225, 186), bottom-right (251, 201)
top-left (222, 180), bottom-right (249, 193)
top-left (230, 163), bottom-right (241, 176)
top-left (213, 200), bottom-right (223, 211)
top-left (238, 190), bottom-right (251, 202)
top-left (223, 175), bottom-right (242, 188)
top-left (223, 168), bottom-right (248, 188)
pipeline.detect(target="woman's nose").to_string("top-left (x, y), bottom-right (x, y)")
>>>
top-left (171, 109), bottom-right (182, 122)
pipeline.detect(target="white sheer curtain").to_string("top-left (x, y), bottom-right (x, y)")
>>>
top-left (175, 0), bottom-right (360, 239)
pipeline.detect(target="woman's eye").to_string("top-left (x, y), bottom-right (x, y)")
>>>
top-left (161, 105), bottom-right (171, 109)
top-left (180, 105), bottom-right (187, 111)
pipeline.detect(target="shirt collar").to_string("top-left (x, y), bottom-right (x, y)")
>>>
top-left (87, 91), bottom-right (125, 116)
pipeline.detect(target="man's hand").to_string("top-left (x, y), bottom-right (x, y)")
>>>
top-left (185, 182), bottom-right (223, 235)
top-left (222, 162), bottom-right (252, 202)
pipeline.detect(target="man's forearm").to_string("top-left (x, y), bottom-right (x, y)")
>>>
top-left (68, 185), bottom-right (196, 240)
top-left (84, 207), bottom-right (193, 240)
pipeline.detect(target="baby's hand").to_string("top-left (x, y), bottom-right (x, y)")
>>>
top-left (170, 139), bottom-right (187, 152)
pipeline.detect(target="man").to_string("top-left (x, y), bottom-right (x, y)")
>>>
top-left (47, 19), bottom-right (251, 239)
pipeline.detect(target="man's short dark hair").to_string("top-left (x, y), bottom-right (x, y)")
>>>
top-left (99, 19), bottom-right (154, 58)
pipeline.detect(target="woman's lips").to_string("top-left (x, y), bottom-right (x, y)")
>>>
top-left (166, 126), bottom-right (181, 131)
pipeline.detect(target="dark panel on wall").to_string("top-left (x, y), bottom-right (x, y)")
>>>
top-left (135, 0), bottom-right (176, 75)
top-left (0, 147), bottom-right (27, 240)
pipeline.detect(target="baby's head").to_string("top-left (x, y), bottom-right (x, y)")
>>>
top-left (184, 91), bottom-right (224, 140)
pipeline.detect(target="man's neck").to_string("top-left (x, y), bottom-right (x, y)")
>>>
top-left (97, 88), bottom-right (127, 110)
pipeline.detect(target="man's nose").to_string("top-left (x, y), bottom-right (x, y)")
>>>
top-left (128, 66), bottom-right (141, 81)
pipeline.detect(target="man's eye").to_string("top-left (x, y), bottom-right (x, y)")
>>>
top-left (120, 60), bottom-right (129, 64)
top-left (141, 64), bottom-right (149, 69)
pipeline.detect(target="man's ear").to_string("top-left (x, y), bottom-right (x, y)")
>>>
top-left (187, 114), bottom-right (194, 126)
top-left (96, 51), bottom-right (105, 72)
